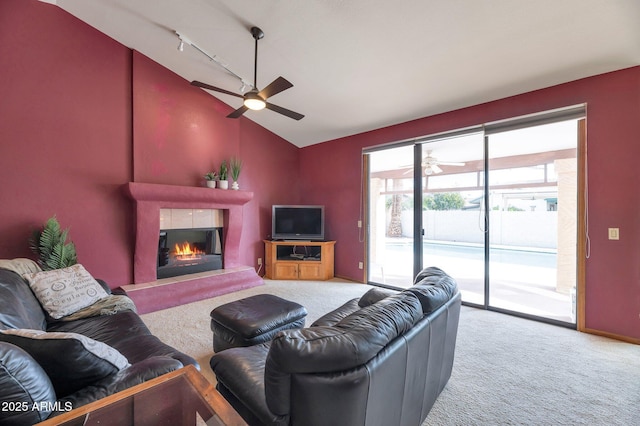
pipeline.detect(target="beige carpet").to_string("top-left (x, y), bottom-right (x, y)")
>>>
top-left (141, 278), bottom-right (373, 384)
top-left (142, 278), bottom-right (640, 425)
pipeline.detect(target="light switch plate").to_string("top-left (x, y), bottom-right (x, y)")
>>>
top-left (608, 228), bottom-right (619, 240)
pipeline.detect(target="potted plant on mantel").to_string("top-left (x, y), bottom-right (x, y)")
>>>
top-left (230, 157), bottom-right (243, 190)
top-left (204, 171), bottom-right (217, 188)
top-left (218, 160), bottom-right (229, 190)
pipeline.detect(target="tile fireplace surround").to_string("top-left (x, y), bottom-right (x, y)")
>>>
top-left (122, 182), bottom-right (263, 314)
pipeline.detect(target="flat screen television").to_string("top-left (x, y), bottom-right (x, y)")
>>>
top-left (272, 205), bottom-right (325, 241)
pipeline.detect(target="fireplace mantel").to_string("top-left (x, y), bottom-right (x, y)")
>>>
top-left (122, 182), bottom-right (262, 313)
top-left (126, 182), bottom-right (253, 205)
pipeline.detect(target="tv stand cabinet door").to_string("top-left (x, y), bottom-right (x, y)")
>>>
top-left (298, 263), bottom-right (323, 280)
top-left (274, 263), bottom-right (299, 280)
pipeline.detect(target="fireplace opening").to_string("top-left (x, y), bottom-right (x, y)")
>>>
top-left (157, 228), bottom-right (223, 279)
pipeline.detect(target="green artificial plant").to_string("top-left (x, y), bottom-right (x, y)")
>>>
top-left (230, 157), bottom-right (243, 181)
top-left (219, 160), bottom-right (228, 181)
top-left (30, 216), bottom-right (78, 271)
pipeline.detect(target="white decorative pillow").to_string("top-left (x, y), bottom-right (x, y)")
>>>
top-left (23, 264), bottom-right (109, 319)
top-left (0, 329), bottom-right (130, 396)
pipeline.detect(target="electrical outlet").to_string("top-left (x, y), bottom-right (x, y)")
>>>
top-left (357, 220), bottom-right (362, 228)
top-left (257, 258), bottom-right (262, 265)
top-left (608, 228), bottom-right (619, 240)
top-left (358, 262), bottom-right (363, 270)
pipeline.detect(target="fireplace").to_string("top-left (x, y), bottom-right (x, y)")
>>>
top-left (122, 182), bottom-right (264, 314)
top-left (157, 228), bottom-right (223, 279)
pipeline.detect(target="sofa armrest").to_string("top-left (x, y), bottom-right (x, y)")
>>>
top-left (210, 344), bottom-right (285, 425)
top-left (409, 268), bottom-right (459, 314)
top-left (51, 356), bottom-right (184, 417)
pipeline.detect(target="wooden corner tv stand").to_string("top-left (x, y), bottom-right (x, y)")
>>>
top-left (264, 240), bottom-right (335, 280)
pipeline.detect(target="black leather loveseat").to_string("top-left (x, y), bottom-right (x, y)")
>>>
top-left (210, 266), bottom-right (461, 426)
top-left (0, 259), bottom-right (198, 425)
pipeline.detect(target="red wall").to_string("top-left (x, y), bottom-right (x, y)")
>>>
top-left (0, 0), bottom-right (299, 284)
top-left (0, 0), bottom-right (133, 285)
top-left (300, 66), bottom-right (640, 341)
top-left (131, 52), bottom-right (301, 267)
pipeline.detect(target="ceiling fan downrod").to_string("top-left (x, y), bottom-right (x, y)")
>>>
top-left (251, 27), bottom-right (264, 90)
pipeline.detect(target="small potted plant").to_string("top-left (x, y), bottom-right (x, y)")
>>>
top-left (204, 171), bottom-right (217, 188)
top-left (230, 157), bottom-right (243, 190)
top-left (218, 160), bottom-right (229, 190)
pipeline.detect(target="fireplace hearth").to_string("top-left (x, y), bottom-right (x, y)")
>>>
top-left (157, 228), bottom-right (223, 279)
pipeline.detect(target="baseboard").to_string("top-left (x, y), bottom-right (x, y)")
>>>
top-left (581, 327), bottom-right (640, 345)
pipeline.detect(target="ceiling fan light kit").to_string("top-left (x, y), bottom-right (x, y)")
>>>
top-left (243, 91), bottom-right (266, 110)
top-left (189, 26), bottom-right (304, 120)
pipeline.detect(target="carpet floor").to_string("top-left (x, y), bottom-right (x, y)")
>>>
top-left (141, 278), bottom-right (640, 425)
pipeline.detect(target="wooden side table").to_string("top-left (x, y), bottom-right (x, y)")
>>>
top-left (36, 365), bottom-right (246, 426)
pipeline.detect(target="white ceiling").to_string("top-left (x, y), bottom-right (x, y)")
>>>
top-left (49, 0), bottom-right (640, 148)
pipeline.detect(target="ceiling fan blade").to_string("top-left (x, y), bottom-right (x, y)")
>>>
top-left (258, 76), bottom-right (293, 100)
top-left (227, 105), bottom-right (249, 119)
top-left (432, 164), bottom-right (443, 174)
top-left (191, 81), bottom-right (244, 99)
top-left (438, 161), bottom-right (466, 166)
top-left (265, 102), bottom-right (304, 120)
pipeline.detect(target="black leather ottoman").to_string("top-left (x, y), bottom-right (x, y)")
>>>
top-left (210, 294), bottom-right (307, 352)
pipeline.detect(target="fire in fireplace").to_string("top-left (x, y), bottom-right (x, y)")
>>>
top-left (157, 228), bottom-right (223, 279)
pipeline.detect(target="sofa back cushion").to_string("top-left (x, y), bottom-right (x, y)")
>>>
top-left (0, 269), bottom-right (46, 331)
top-left (265, 292), bottom-right (422, 415)
top-left (407, 266), bottom-right (459, 314)
top-left (357, 287), bottom-right (397, 307)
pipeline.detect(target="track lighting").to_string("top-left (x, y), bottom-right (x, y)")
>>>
top-left (174, 30), bottom-right (247, 84)
top-left (175, 32), bottom-right (192, 53)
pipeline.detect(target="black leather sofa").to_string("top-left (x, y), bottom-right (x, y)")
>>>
top-left (0, 262), bottom-right (198, 425)
top-left (210, 267), bottom-right (461, 426)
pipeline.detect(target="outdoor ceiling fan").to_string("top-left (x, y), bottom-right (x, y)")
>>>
top-left (191, 27), bottom-right (304, 120)
top-left (422, 150), bottom-right (466, 175)
top-left (403, 150), bottom-right (466, 175)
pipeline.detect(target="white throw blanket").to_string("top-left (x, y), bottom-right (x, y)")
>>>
top-left (0, 258), bottom-right (41, 275)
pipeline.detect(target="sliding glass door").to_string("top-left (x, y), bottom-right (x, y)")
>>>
top-left (419, 133), bottom-right (485, 303)
top-left (368, 144), bottom-right (416, 287)
top-left (366, 106), bottom-right (584, 326)
top-left (486, 119), bottom-right (579, 323)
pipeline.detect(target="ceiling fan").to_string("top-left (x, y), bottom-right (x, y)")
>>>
top-left (422, 150), bottom-right (465, 175)
top-left (403, 150), bottom-right (466, 175)
top-left (191, 27), bottom-right (304, 120)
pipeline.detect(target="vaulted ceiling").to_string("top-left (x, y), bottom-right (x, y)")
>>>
top-left (48, 0), bottom-right (640, 147)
